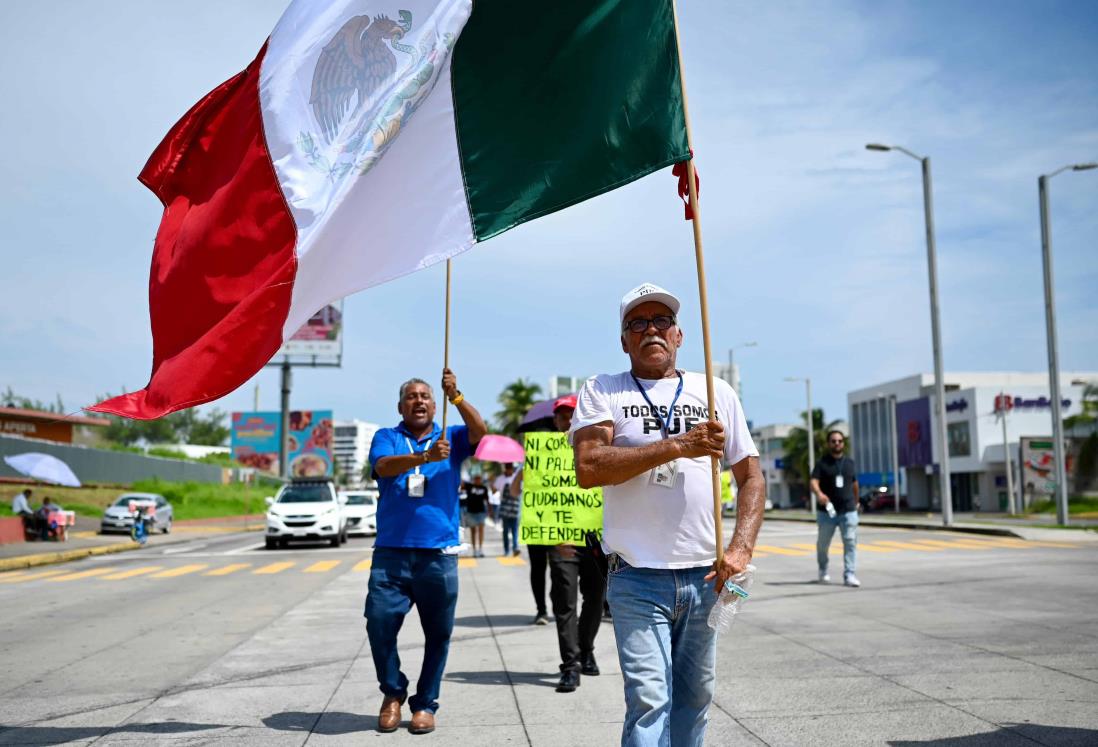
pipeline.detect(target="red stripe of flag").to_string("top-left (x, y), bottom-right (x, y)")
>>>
top-left (90, 43), bottom-right (296, 419)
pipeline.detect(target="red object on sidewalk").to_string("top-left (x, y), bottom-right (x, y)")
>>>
top-left (89, 43), bottom-right (296, 420)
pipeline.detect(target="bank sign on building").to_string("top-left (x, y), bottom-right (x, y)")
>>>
top-left (848, 372), bottom-right (1094, 513)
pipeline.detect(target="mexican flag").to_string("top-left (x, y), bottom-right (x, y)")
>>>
top-left (92, 0), bottom-right (689, 419)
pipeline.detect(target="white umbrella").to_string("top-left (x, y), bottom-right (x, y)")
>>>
top-left (3, 453), bottom-right (82, 487)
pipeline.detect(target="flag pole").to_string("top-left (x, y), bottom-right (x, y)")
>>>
top-left (672, 0), bottom-right (723, 562)
top-left (441, 258), bottom-right (452, 432)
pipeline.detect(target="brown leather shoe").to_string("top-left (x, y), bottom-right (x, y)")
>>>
top-left (378, 695), bottom-right (405, 733)
top-left (409, 710), bottom-right (436, 734)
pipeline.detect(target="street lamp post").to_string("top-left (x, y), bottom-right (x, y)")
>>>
top-left (1038, 161), bottom-right (1097, 526)
top-left (889, 395), bottom-right (900, 513)
top-left (785, 376), bottom-right (814, 516)
top-left (867, 143), bottom-right (953, 526)
top-left (727, 341), bottom-right (758, 399)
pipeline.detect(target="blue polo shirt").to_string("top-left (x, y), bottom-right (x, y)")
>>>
top-left (369, 422), bottom-right (471, 549)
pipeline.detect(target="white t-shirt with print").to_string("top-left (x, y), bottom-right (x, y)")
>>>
top-left (568, 370), bottom-right (757, 569)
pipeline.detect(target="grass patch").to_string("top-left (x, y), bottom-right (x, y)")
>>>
top-left (1025, 496), bottom-right (1098, 515)
top-left (130, 479), bottom-right (268, 520)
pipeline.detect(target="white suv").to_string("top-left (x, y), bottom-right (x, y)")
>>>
top-left (265, 478), bottom-right (348, 549)
top-left (339, 489), bottom-right (379, 536)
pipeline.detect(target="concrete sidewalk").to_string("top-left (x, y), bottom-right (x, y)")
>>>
top-left (765, 509), bottom-right (1098, 542)
top-left (0, 514), bottom-right (263, 571)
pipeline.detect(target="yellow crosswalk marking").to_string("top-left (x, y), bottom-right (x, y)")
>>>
top-left (458, 558), bottom-right (478, 568)
top-left (872, 540), bottom-right (942, 551)
top-left (959, 537), bottom-right (1033, 549)
top-left (352, 559), bottom-right (372, 572)
top-left (497, 556), bottom-right (526, 567)
top-left (205, 563), bottom-right (251, 576)
top-left (0, 569), bottom-right (66, 583)
top-left (853, 543), bottom-right (901, 553)
top-left (254, 561), bottom-right (295, 575)
top-left (791, 542), bottom-right (897, 554)
top-left (304, 560), bottom-right (341, 573)
top-left (753, 545), bottom-right (809, 557)
top-left (151, 564), bottom-right (209, 578)
top-left (49, 567), bottom-right (115, 582)
top-left (102, 566), bottom-right (164, 580)
top-left (908, 539), bottom-right (994, 550)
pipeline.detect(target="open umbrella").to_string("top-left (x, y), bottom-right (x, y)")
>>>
top-left (474, 435), bottom-right (524, 464)
top-left (3, 453), bottom-right (82, 487)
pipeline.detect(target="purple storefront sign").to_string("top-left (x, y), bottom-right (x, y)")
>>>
top-left (896, 397), bottom-right (932, 467)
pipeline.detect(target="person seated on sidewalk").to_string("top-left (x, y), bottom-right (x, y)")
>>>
top-left (11, 488), bottom-right (42, 540)
top-left (40, 497), bottom-right (65, 540)
top-left (364, 370), bottom-right (487, 736)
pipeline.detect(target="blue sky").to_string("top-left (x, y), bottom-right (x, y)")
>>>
top-left (1, 0), bottom-right (1096, 433)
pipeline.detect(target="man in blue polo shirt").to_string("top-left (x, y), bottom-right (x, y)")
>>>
top-left (366, 368), bottom-right (487, 735)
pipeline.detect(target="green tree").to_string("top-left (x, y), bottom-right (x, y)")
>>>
top-left (2, 386), bottom-right (65, 413)
top-left (495, 378), bottom-right (543, 438)
top-left (782, 408), bottom-right (847, 486)
top-left (91, 399), bottom-right (228, 447)
top-left (1066, 384), bottom-right (1098, 492)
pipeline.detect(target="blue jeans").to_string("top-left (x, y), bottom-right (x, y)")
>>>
top-left (817, 510), bottom-right (858, 577)
top-left (607, 558), bottom-right (717, 747)
top-left (501, 517), bottom-right (519, 554)
top-left (364, 548), bottom-right (459, 714)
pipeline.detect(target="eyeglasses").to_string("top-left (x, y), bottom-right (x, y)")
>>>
top-left (829, 439), bottom-right (844, 444)
top-left (623, 315), bottom-right (676, 334)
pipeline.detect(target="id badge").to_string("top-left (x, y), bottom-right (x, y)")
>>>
top-left (835, 475), bottom-right (844, 489)
top-left (650, 460), bottom-right (679, 489)
top-left (408, 473), bottom-right (426, 498)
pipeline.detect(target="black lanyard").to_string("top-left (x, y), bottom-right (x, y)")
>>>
top-left (630, 371), bottom-right (684, 437)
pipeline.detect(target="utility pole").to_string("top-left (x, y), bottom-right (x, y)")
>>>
top-left (889, 395), bottom-right (900, 513)
top-left (998, 392), bottom-right (1017, 515)
top-left (279, 361), bottom-right (291, 480)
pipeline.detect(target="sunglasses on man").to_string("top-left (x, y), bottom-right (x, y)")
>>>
top-left (622, 315), bottom-right (677, 334)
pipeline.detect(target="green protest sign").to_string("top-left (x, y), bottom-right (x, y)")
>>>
top-left (520, 431), bottom-right (602, 545)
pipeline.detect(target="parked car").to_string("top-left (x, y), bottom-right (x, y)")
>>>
top-left (339, 489), bottom-right (379, 537)
top-left (99, 492), bottom-right (173, 534)
top-left (265, 477), bottom-right (347, 549)
top-left (861, 490), bottom-right (908, 512)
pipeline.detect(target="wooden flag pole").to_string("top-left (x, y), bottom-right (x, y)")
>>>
top-left (672, 1), bottom-right (724, 561)
top-left (441, 259), bottom-right (453, 432)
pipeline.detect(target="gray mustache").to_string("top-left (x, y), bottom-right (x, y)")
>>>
top-left (641, 335), bottom-right (667, 349)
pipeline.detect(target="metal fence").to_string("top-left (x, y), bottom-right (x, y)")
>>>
top-left (0, 435), bottom-right (226, 485)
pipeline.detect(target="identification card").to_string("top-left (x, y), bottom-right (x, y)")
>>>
top-left (835, 475), bottom-right (844, 489)
top-left (650, 460), bottom-right (679, 489)
top-left (408, 473), bottom-right (426, 497)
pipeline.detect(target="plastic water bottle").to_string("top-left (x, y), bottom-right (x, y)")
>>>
top-left (707, 564), bottom-right (755, 634)
top-left (826, 502), bottom-right (837, 518)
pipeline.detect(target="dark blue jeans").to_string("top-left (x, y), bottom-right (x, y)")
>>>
top-left (364, 548), bottom-right (459, 714)
top-left (501, 517), bottom-right (519, 554)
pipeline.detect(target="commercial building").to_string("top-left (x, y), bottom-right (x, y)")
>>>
top-left (0, 407), bottom-right (109, 446)
top-left (848, 372), bottom-right (1097, 512)
top-left (751, 423), bottom-right (797, 508)
top-left (333, 419), bottom-right (380, 486)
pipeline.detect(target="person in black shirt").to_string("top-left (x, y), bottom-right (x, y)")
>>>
top-left (810, 430), bottom-right (861, 587)
top-left (465, 475), bottom-right (489, 557)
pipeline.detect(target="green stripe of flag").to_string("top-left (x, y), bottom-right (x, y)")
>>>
top-left (452, 0), bottom-right (690, 241)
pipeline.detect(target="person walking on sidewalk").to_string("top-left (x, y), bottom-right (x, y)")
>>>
top-left (497, 464), bottom-right (521, 557)
top-left (508, 466), bottom-right (550, 625)
top-left (364, 370), bottom-right (487, 735)
top-left (571, 283), bottom-right (765, 747)
top-left (811, 430), bottom-right (861, 587)
top-left (464, 475), bottom-right (489, 557)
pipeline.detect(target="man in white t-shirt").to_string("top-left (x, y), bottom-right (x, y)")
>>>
top-left (570, 282), bottom-right (765, 747)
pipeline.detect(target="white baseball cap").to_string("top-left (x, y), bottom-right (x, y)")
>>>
top-left (619, 283), bottom-right (681, 326)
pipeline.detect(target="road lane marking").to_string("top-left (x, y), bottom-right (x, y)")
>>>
top-left (227, 542), bottom-right (268, 555)
top-left (254, 562), bottom-right (296, 575)
top-left (353, 559), bottom-right (372, 572)
top-left (791, 542), bottom-right (898, 554)
top-left (102, 566), bottom-right (165, 580)
top-left (164, 543), bottom-right (206, 554)
top-left (908, 539), bottom-right (996, 550)
top-left (497, 556), bottom-right (526, 566)
top-left (205, 563), bottom-right (251, 576)
top-left (458, 558), bottom-right (478, 568)
top-left (0, 569), bottom-right (66, 583)
top-left (151, 564), bottom-right (209, 578)
top-left (753, 545), bottom-right (809, 557)
top-left (872, 540), bottom-right (942, 551)
top-left (48, 567), bottom-right (115, 582)
top-left (959, 538), bottom-right (1034, 549)
top-left (304, 560), bottom-right (341, 573)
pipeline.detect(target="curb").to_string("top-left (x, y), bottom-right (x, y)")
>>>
top-left (0, 541), bottom-right (142, 573)
top-left (765, 515), bottom-right (1023, 538)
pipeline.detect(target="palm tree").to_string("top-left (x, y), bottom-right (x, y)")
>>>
top-left (782, 408), bottom-right (847, 488)
top-left (495, 378), bottom-right (543, 438)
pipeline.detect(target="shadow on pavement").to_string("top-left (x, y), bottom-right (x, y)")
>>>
top-left (446, 670), bottom-right (559, 686)
top-left (0, 721), bottom-right (226, 745)
top-left (453, 613), bottom-right (539, 628)
top-left (263, 711), bottom-right (377, 735)
top-left (889, 723), bottom-right (1098, 745)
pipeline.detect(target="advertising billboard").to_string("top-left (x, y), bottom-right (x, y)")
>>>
top-left (274, 302), bottom-right (343, 363)
top-left (231, 410), bottom-right (334, 477)
top-left (896, 396), bottom-right (932, 467)
top-left (1020, 436), bottom-right (1078, 504)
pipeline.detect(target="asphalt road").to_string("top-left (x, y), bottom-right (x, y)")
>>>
top-left (0, 523), bottom-right (1095, 746)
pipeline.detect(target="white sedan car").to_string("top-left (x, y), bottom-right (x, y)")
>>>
top-left (339, 489), bottom-right (378, 537)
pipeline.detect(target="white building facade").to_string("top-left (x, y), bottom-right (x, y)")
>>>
top-left (848, 372), bottom-right (1095, 513)
top-left (333, 419), bottom-right (380, 487)
top-left (751, 423), bottom-right (797, 508)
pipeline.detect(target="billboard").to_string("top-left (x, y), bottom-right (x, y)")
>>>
top-left (274, 302), bottom-right (343, 363)
top-left (1020, 436), bottom-right (1078, 504)
top-left (231, 410), bottom-right (334, 477)
top-left (896, 397), bottom-right (932, 467)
